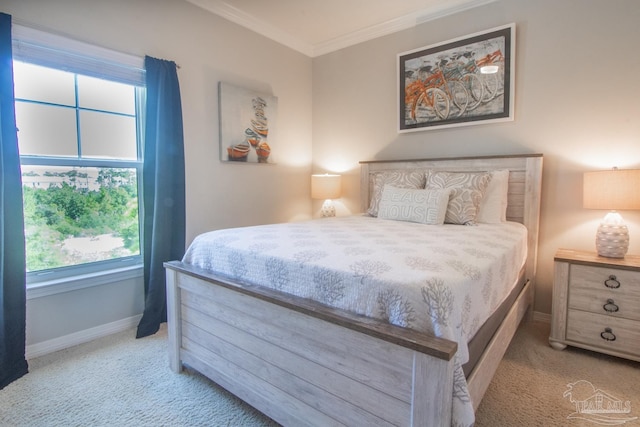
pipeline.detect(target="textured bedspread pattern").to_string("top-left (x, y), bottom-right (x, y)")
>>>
top-left (182, 215), bottom-right (527, 426)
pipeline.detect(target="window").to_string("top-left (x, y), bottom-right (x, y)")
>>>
top-left (12, 26), bottom-right (145, 284)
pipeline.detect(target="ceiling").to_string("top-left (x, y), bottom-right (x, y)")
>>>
top-left (185, 0), bottom-right (497, 57)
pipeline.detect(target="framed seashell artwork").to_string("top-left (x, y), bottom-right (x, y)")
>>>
top-left (219, 82), bottom-right (277, 163)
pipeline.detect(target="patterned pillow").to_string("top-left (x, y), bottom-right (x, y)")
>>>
top-left (425, 171), bottom-right (491, 225)
top-left (367, 171), bottom-right (425, 217)
top-left (378, 185), bottom-right (451, 225)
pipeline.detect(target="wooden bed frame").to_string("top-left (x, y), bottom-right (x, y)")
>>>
top-left (165, 154), bottom-right (543, 426)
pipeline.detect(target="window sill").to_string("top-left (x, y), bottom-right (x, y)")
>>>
top-left (26, 264), bottom-right (143, 300)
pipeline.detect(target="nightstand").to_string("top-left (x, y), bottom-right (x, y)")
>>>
top-left (549, 249), bottom-right (640, 362)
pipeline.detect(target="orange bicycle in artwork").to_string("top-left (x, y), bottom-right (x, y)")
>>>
top-left (404, 63), bottom-right (469, 124)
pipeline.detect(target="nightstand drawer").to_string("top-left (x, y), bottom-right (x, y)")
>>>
top-left (566, 309), bottom-right (640, 357)
top-left (568, 264), bottom-right (640, 321)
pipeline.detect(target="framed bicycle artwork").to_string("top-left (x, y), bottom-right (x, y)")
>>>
top-left (398, 23), bottom-right (515, 133)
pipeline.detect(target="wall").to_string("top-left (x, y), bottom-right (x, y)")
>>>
top-left (3, 0), bottom-right (313, 352)
top-left (312, 0), bottom-right (640, 315)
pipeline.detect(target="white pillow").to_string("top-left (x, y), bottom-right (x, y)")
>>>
top-left (378, 185), bottom-right (451, 225)
top-left (367, 171), bottom-right (425, 217)
top-left (477, 170), bottom-right (510, 223)
top-left (425, 170), bottom-right (491, 225)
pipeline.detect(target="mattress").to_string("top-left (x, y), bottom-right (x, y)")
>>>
top-left (182, 215), bottom-right (528, 425)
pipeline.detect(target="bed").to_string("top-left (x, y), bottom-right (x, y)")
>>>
top-left (164, 154), bottom-right (543, 426)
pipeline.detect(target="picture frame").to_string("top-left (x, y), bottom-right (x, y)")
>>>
top-left (398, 23), bottom-right (515, 133)
top-left (219, 82), bottom-right (278, 163)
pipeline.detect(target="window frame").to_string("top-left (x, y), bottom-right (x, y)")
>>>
top-left (12, 24), bottom-right (146, 287)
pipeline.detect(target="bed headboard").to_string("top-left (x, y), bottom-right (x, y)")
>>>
top-left (359, 154), bottom-right (543, 288)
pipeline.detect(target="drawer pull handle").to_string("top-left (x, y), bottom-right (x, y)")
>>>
top-left (603, 299), bottom-right (619, 313)
top-left (600, 328), bottom-right (616, 342)
top-left (604, 275), bottom-right (621, 289)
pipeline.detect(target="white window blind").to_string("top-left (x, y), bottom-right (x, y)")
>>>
top-left (11, 24), bottom-right (145, 86)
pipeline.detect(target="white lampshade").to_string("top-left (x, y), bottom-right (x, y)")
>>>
top-left (583, 169), bottom-right (640, 210)
top-left (311, 174), bottom-right (341, 217)
top-left (583, 168), bottom-right (640, 258)
top-left (311, 174), bottom-right (341, 200)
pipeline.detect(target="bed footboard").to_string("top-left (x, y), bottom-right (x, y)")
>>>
top-left (165, 261), bottom-right (458, 426)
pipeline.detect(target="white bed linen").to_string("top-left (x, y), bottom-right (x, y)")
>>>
top-left (182, 215), bottom-right (528, 426)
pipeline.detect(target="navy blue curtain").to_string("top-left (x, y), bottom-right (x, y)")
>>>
top-left (0, 12), bottom-right (28, 389)
top-left (136, 56), bottom-right (185, 338)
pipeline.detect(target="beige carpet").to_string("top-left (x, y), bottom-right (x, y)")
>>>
top-left (476, 321), bottom-right (640, 426)
top-left (1, 321), bottom-right (638, 426)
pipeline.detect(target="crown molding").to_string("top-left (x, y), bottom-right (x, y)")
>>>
top-left (312, 14), bottom-right (417, 57)
top-left (313, 0), bottom-right (498, 57)
top-left (186, 0), bottom-right (498, 58)
top-left (185, 0), bottom-right (315, 56)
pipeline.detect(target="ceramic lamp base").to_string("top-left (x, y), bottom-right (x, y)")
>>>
top-left (320, 199), bottom-right (336, 217)
top-left (595, 222), bottom-right (629, 258)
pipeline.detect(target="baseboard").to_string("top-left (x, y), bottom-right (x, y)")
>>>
top-left (532, 311), bottom-right (551, 323)
top-left (26, 314), bottom-right (143, 359)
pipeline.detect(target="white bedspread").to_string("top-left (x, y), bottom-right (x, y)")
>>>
top-left (182, 215), bottom-right (528, 426)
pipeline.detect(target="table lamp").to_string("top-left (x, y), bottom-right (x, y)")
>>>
top-left (583, 168), bottom-right (640, 258)
top-left (311, 174), bottom-right (341, 217)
